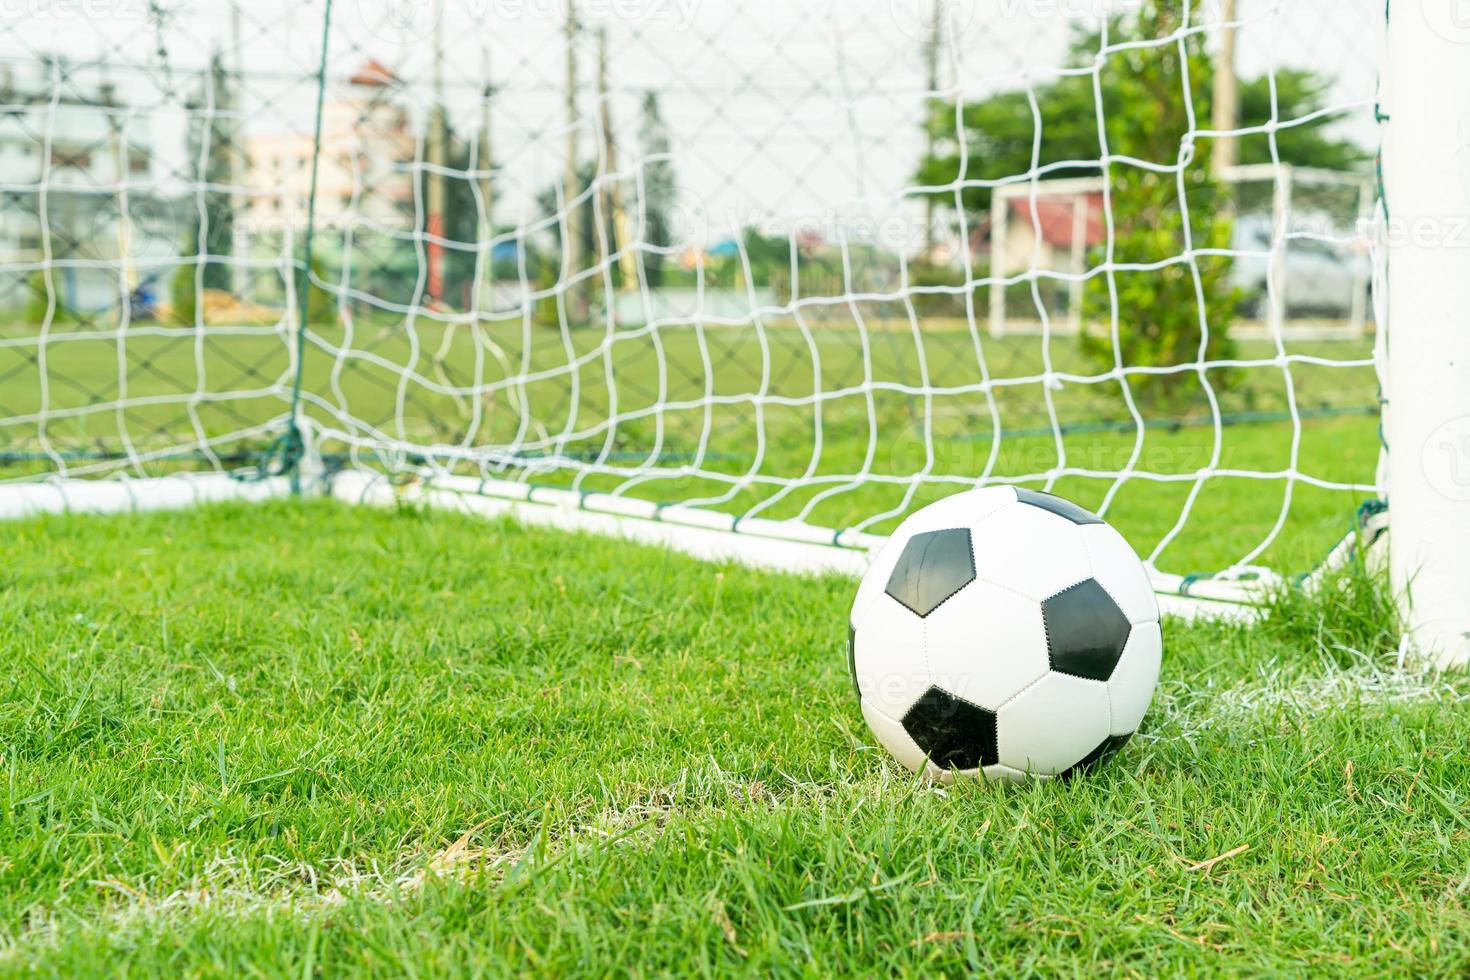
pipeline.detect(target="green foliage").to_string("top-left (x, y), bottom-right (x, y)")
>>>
top-left (182, 51), bottom-right (237, 293)
top-left (169, 260), bottom-right (198, 325)
top-left (535, 161), bottom-right (602, 285)
top-left (300, 255), bottom-right (335, 325)
top-left (23, 271), bottom-right (71, 325)
top-left (904, 259), bottom-right (975, 318)
top-left (639, 90), bottom-right (676, 287)
top-left (912, 1), bottom-right (1380, 397)
top-left (916, 22), bottom-right (1369, 218)
top-left (1261, 543), bottom-right (1401, 670)
top-left (1078, 172), bottom-right (1241, 406)
top-left (1073, 2), bottom-right (1240, 401)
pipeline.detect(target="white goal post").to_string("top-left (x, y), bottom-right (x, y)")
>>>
top-left (1382, 3), bottom-right (1470, 669)
top-left (0, 1), bottom-right (1465, 659)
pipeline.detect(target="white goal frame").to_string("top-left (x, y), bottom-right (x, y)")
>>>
top-left (1381, 3), bottom-right (1470, 669)
top-left (1, 2), bottom-right (1468, 664)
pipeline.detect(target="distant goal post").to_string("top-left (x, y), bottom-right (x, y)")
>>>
top-left (987, 164), bottom-right (1376, 341)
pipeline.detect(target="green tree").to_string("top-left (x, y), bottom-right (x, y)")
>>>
top-left (917, 4), bottom-right (1351, 401)
top-left (638, 91), bottom-right (676, 288)
top-left (916, 28), bottom-right (1368, 218)
top-left (535, 160), bottom-right (602, 285)
top-left (169, 261), bottom-right (198, 324)
top-left (1078, 3), bottom-right (1239, 403)
top-left (180, 51), bottom-right (237, 295)
top-left (24, 271), bottom-right (72, 325)
top-left (414, 115), bottom-right (486, 310)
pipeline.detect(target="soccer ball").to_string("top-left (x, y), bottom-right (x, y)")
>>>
top-left (847, 487), bottom-right (1161, 782)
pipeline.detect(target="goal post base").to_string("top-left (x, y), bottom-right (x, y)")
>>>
top-left (0, 473), bottom-right (293, 521)
top-left (330, 470), bottom-right (1264, 624)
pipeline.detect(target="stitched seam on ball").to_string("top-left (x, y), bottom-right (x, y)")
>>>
top-left (969, 573), bottom-right (1035, 603)
top-left (919, 579), bottom-right (973, 619)
top-left (1041, 577), bottom-right (1091, 605)
top-left (921, 614), bottom-right (932, 691)
top-left (918, 688), bottom-right (997, 769)
top-left (1080, 524), bottom-right (1098, 582)
top-left (994, 666), bottom-right (1051, 714)
top-left (915, 528), bottom-right (977, 619)
top-left (859, 696), bottom-right (908, 727)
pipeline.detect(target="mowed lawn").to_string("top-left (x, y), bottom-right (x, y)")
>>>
top-left (2, 315), bottom-right (1382, 574)
top-left (2, 501), bottom-right (1468, 975)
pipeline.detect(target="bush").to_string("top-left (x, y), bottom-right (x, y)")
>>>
top-left (169, 261), bottom-right (199, 325)
top-left (1077, 2), bottom-right (1240, 406)
top-left (301, 256), bottom-right (335, 326)
top-left (1260, 541), bottom-right (1401, 669)
top-left (24, 271), bottom-right (72, 325)
top-left (1080, 169), bottom-right (1239, 405)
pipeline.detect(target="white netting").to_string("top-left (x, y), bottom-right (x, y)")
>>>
top-left (0, 0), bottom-right (1385, 578)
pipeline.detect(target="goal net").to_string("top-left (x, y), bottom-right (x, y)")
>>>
top-left (0, 0), bottom-right (1387, 599)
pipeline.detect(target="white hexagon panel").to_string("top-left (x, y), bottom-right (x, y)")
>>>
top-left (995, 671), bottom-right (1111, 777)
top-left (1080, 523), bottom-right (1160, 625)
top-left (923, 578), bottom-right (1050, 711)
top-left (850, 594), bottom-right (929, 722)
top-left (1107, 620), bottom-right (1163, 736)
top-left (970, 499), bottom-right (1090, 601)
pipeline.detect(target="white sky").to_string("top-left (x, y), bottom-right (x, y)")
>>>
top-left (1, 0), bottom-right (1381, 249)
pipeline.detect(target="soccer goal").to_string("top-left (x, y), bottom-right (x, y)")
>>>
top-left (0, 0), bottom-right (1465, 664)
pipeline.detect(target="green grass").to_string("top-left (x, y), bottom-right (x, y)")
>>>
top-left (1, 313), bottom-right (1381, 575)
top-left (3, 501), bottom-right (1467, 975)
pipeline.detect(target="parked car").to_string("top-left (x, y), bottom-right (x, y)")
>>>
top-left (1229, 213), bottom-right (1371, 319)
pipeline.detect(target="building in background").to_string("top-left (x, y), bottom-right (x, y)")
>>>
top-left (0, 60), bottom-right (176, 317)
top-left (244, 60), bottom-right (415, 235)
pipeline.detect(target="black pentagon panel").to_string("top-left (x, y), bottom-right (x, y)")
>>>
top-left (1060, 733), bottom-right (1133, 780)
top-left (846, 622), bottom-right (859, 701)
top-left (1014, 488), bottom-right (1105, 525)
top-left (1042, 578), bottom-right (1132, 681)
top-left (884, 528), bottom-right (975, 618)
top-left (901, 686), bottom-right (998, 770)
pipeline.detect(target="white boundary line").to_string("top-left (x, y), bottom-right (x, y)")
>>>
top-left (0, 473), bottom-right (292, 519)
top-left (0, 470), bottom-right (1263, 621)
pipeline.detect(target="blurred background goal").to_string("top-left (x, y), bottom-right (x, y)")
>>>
top-left (2, 0), bottom-right (1463, 651)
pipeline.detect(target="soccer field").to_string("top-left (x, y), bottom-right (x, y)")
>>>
top-left (2, 317), bottom-right (1380, 576)
top-left (3, 502), bottom-right (1466, 974)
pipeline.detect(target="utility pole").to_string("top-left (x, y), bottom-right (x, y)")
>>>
top-left (102, 79), bottom-right (137, 297)
top-left (427, 10), bottom-right (448, 307)
top-left (563, 0), bottom-right (585, 321)
top-left (478, 44), bottom-right (494, 244)
top-left (598, 26), bottom-right (636, 294)
top-left (922, 0), bottom-right (941, 257)
top-left (1210, 0), bottom-right (1238, 176)
top-left (230, 3), bottom-right (249, 300)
